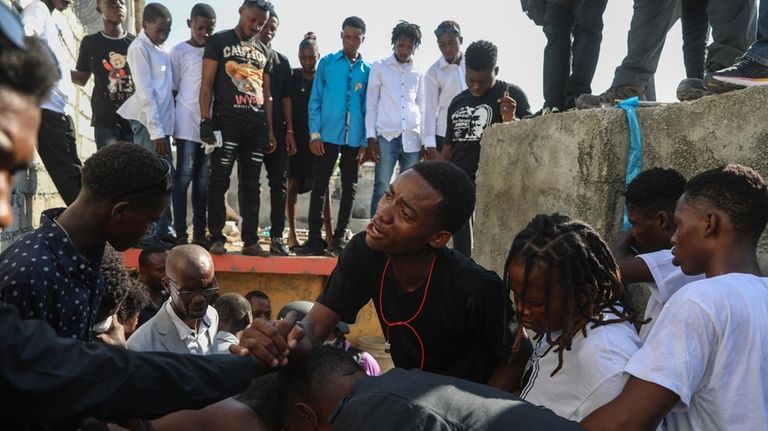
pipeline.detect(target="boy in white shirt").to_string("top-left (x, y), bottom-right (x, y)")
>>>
top-left (365, 21), bottom-right (425, 218)
top-left (582, 164), bottom-right (768, 431)
top-left (613, 167), bottom-right (703, 339)
top-left (505, 213), bottom-right (643, 422)
top-left (170, 4), bottom-right (216, 248)
top-left (423, 20), bottom-right (466, 158)
top-left (117, 3), bottom-right (175, 248)
top-left (21, 0), bottom-right (82, 205)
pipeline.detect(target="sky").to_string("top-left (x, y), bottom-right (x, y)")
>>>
top-left (163, 1), bottom-right (692, 109)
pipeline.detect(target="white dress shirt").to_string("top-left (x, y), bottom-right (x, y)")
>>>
top-left (21, 1), bottom-right (73, 113)
top-left (423, 53), bottom-right (466, 148)
top-left (117, 31), bottom-right (174, 140)
top-left (166, 301), bottom-right (217, 355)
top-left (365, 54), bottom-right (424, 152)
top-left (170, 41), bottom-right (204, 143)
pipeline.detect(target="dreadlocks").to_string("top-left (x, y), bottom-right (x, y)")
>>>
top-left (391, 21), bottom-right (422, 48)
top-left (504, 213), bottom-right (640, 376)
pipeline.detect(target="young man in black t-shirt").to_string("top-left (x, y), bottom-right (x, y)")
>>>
top-left (199, 0), bottom-right (276, 256)
top-left (244, 161), bottom-right (519, 390)
top-left (257, 10), bottom-right (293, 256)
top-left (441, 40), bottom-right (531, 258)
top-left (73, 0), bottom-right (135, 149)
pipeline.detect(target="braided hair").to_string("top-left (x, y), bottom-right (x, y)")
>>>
top-left (503, 213), bottom-right (641, 376)
top-left (391, 20), bottom-right (422, 48)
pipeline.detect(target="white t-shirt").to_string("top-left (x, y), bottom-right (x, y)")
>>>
top-left (21, 1), bottom-right (73, 113)
top-left (170, 41), bottom-right (204, 143)
top-left (637, 249), bottom-right (705, 342)
top-left (117, 31), bottom-right (174, 140)
top-left (520, 314), bottom-right (642, 421)
top-left (625, 273), bottom-right (768, 431)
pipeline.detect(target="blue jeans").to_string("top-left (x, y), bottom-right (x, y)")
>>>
top-left (94, 124), bottom-right (133, 149)
top-left (747, 0), bottom-right (768, 66)
top-left (173, 139), bottom-right (210, 240)
top-left (130, 120), bottom-right (175, 241)
top-left (370, 135), bottom-right (421, 217)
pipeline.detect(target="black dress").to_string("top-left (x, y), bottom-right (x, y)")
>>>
top-left (287, 68), bottom-right (314, 189)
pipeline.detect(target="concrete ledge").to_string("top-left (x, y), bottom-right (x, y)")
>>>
top-left (475, 86), bottom-right (768, 275)
top-left (123, 249), bottom-right (337, 276)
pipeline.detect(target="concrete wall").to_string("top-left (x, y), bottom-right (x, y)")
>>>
top-left (474, 86), bottom-right (768, 276)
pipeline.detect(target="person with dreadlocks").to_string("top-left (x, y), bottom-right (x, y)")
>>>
top-left (582, 164), bottom-right (768, 431)
top-left (365, 20), bottom-right (425, 217)
top-left (505, 213), bottom-right (643, 422)
top-left (440, 40), bottom-right (531, 258)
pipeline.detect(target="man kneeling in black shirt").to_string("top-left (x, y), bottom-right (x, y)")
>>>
top-left (245, 161), bottom-right (522, 391)
top-left (281, 346), bottom-right (581, 431)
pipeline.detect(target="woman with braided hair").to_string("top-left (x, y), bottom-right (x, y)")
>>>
top-left (504, 213), bottom-right (644, 422)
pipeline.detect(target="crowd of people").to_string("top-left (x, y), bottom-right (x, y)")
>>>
top-left (1, 0), bottom-right (768, 429)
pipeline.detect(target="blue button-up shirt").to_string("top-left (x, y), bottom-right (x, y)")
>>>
top-left (0, 208), bottom-right (106, 341)
top-left (308, 50), bottom-right (371, 148)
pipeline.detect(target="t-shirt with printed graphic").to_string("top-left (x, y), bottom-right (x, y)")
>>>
top-left (76, 31), bottom-right (135, 128)
top-left (445, 80), bottom-right (530, 182)
top-left (204, 29), bottom-right (272, 122)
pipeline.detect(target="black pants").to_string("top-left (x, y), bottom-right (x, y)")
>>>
top-left (543, 0), bottom-right (609, 110)
top-left (263, 132), bottom-right (287, 240)
top-left (306, 143), bottom-right (358, 247)
top-left (208, 117), bottom-right (266, 247)
top-left (681, 0), bottom-right (710, 78)
top-left (38, 109), bottom-right (82, 205)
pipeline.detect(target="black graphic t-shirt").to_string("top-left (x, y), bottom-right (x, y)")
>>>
top-left (204, 29), bottom-right (273, 121)
top-left (76, 31), bottom-right (135, 128)
top-left (445, 80), bottom-right (530, 182)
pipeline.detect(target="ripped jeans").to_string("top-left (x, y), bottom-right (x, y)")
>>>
top-left (207, 116), bottom-right (267, 246)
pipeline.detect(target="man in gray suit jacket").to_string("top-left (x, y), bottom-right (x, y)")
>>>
top-left (128, 245), bottom-right (220, 354)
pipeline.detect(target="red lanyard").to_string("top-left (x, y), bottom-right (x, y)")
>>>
top-left (377, 253), bottom-right (437, 369)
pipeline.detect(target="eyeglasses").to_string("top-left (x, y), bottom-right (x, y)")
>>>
top-left (109, 157), bottom-right (172, 200)
top-left (434, 22), bottom-right (460, 37)
top-left (165, 276), bottom-right (219, 299)
top-left (0, 3), bottom-right (26, 50)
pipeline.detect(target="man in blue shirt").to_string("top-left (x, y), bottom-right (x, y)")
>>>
top-left (296, 16), bottom-right (371, 256)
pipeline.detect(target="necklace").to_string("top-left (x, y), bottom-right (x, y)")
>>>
top-left (300, 75), bottom-right (313, 93)
top-left (377, 253), bottom-right (437, 369)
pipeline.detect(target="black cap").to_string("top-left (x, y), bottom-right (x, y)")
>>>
top-left (0, 3), bottom-right (26, 50)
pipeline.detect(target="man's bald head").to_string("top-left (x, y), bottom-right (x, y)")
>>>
top-left (166, 244), bottom-right (214, 280)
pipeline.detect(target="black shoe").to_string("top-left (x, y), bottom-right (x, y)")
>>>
top-left (705, 58), bottom-right (768, 93)
top-left (242, 243), bottom-right (270, 257)
top-left (139, 237), bottom-right (173, 250)
top-left (270, 237), bottom-right (290, 256)
top-left (209, 240), bottom-right (227, 255)
top-left (191, 236), bottom-right (211, 250)
top-left (327, 237), bottom-right (348, 257)
top-left (524, 106), bottom-right (560, 119)
top-left (676, 78), bottom-right (714, 101)
top-left (174, 236), bottom-right (189, 246)
top-left (294, 241), bottom-right (325, 256)
top-left (575, 85), bottom-right (645, 109)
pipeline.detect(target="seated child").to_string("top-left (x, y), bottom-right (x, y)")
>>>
top-left (505, 213), bottom-right (643, 421)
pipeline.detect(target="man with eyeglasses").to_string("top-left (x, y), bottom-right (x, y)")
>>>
top-left (0, 142), bottom-right (172, 342)
top-left (128, 244), bottom-right (221, 354)
top-left (423, 20), bottom-right (466, 159)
